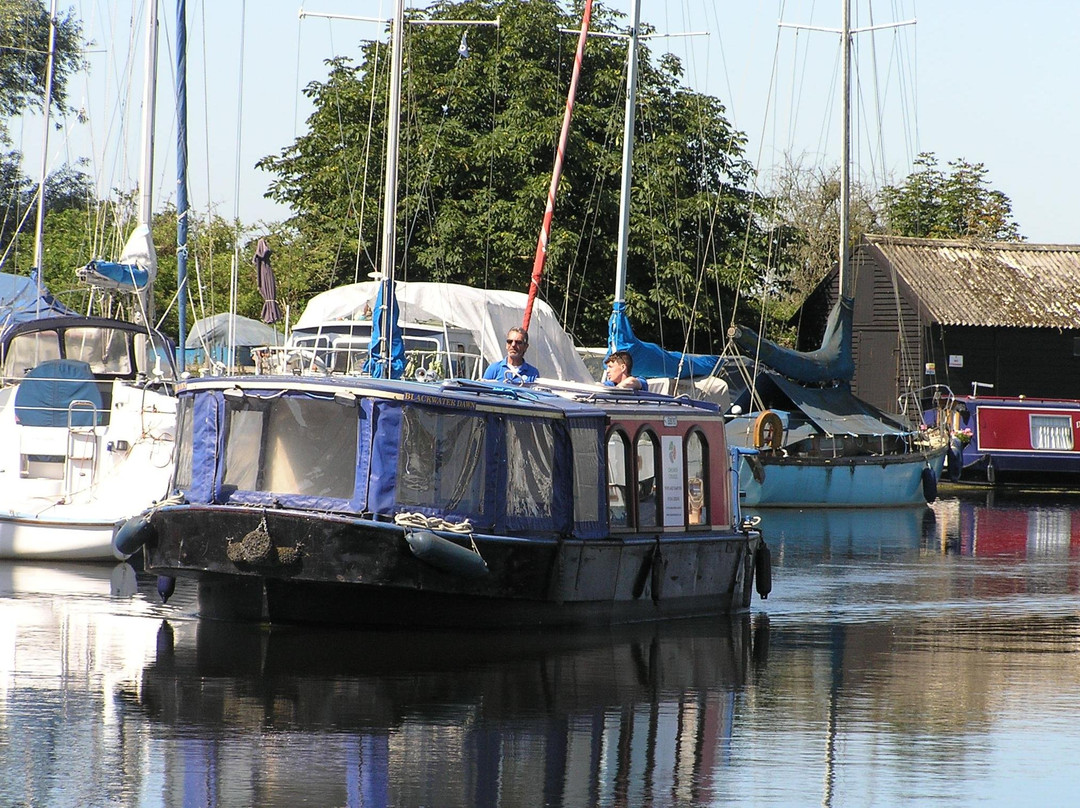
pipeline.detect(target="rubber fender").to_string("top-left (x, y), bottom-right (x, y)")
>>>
top-left (945, 437), bottom-right (963, 482)
top-left (754, 543), bottom-right (772, 599)
top-left (156, 575), bottom-right (176, 604)
top-left (921, 466), bottom-right (938, 503)
top-left (406, 530), bottom-right (489, 579)
top-left (113, 513), bottom-right (156, 557)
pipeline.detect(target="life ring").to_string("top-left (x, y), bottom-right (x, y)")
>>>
top-left (753, 410), bottom-right (784, 451)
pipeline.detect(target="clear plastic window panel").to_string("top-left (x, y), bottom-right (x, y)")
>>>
top-left (4, 331), bottom-right (61, 378)
top-left (64, 327), bottom-right (132, 374)
top-left (570, 425), bottom-right (601, 524)
top-left (134, 333), bottom-right (176, 379)
top-left (504, 418), bottom-right (554, 519)
top-left (173, 397), bottom-right (194, 491)
top-left (397, 407), bottom-right (486, 513)
top-left (261, 397), bottom-right (357, 498)
top-left (1030, 414), bottom-right (1074, 451)
top-left (223, 408), bottom-right (264, 490)
top-left (607, 432), bottom-right (630, 528)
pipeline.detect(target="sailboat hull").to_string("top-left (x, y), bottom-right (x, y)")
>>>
top-left (737, 447), bottom-right (947, 508)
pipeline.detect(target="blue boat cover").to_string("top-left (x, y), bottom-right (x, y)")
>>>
top-left (363, 280), bottom-right (405, 379)
top-left (14, 358), bottom-right (102, 427)
top-left (78, 260), bottom-right (150, 293)
top-left (0, 270), bottom-right (76, 339)
top-left (607, 302), bottom-right (724, 379)
top-left (731, 297), bottom-right (855, 383)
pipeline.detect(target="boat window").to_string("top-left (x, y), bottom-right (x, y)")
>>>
top-left (570, 424), bottom-right (601, 524)
top-left (505, 418), bottom-right (554, 519)
top-left (686, 429), bottom-right (709, 525)
top-left (223, 396), bottom-right (358, 498)
top-left (3, 331), bottom-right (61, 379)
top-left (134, 332), bottom-right (177, 380)
top-left (173, 396), bottom-right (194, 491)
top-left (397, 406), bottom-right (486, 513)
top-left (1030, 414), bottom-right (1074, 451)
top-left (635, 430), bottom-right (660, 528)
top-left (64, 327), bottom-right (132, 375)
top-left (606, 430), bottom-right (632, 528)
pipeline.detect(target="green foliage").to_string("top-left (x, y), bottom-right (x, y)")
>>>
top-left (258, 0), bottom-right (765, 347)
top-left (0, 0), bottom-right (83, 124)
top-left (878, 152), bottom-right (1022, 241)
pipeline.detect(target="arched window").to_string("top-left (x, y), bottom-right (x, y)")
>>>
top-left (635, 429), bottom-right (660, 528)
top-left (686, 429), bottom-right (709, 526)
top-left (606, 429), bottom-right (632, 529)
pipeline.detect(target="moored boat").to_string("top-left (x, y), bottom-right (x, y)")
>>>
top-left (127, 374), bottom-right (767, 626)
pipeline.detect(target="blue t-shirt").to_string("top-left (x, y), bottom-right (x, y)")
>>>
top-left (603, 375), bottom-right (648, 391)
top-left (483, 357), bottom-right (540, 383)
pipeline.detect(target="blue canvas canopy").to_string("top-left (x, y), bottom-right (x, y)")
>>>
top-left (738, 371), bottom-right (909, 437)
top-left (0, 270), bottom-right (76, 339)
top-left (606, 302), bottom-right (724, 379)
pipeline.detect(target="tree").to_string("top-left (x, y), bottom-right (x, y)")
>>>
top-left (258, 0), bottom-right (765, 348)
top-left (764, 153), bottom-right (879, 310)
top-left (0, 0), bottom-right (83, 124)
top-left (878, 152), bottom-right (1021, 241)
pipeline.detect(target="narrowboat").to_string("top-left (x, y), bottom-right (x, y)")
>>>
top-left (122, 374), bottom-right (768, 627)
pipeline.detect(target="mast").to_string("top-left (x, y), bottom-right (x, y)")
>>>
top-left (839, 0), bottom-right (851, 299)
top-left (377, 0), bottom-right (406, 379)
top-left (138, 0), bottom-right (159, 233)
top-left (612, 0), bottom-right (641, 306)
top-left (31, 0), bottom-right (59, 317)
top-left (176, 0), bottom-right (189, 367)
top-left (522, 0), bottom-right (593, 333)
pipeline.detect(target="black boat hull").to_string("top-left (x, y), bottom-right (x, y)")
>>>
top-left (142, 505), bottom-right (763, 628)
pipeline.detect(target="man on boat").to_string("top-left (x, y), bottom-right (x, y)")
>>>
top-left (484, 327), bottom-right (540, 383)
top-left (603, 351), bottom-right (647, 391)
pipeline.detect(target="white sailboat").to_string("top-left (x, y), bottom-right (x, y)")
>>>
top-left (0, 0), bottom-right (178, 560)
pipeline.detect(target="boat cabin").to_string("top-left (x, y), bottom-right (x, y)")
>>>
top-left (171, 376), bottom-right (736, 538)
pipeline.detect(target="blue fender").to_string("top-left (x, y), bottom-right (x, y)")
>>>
top-left (113, 513), bottom-right (156, 557)
top-left (406, 530), bottom-right (489, 579)
top-left (921, 465), bottom-right (938, 503)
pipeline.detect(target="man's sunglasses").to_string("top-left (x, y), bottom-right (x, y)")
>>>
top-left (506, 339), bottom-right (527, 346)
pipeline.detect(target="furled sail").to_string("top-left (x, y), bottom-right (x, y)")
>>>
top-left (730, 296), bottom-right (855, 384)
top-left (607, 301), bottom-right (725, 379)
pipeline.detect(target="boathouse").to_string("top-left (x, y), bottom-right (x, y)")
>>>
top-left (796, 235), bottom-right (1080, 413)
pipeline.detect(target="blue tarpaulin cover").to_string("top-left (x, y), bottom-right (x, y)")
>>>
top-left (14, 358), bottom-right (102, 427)
top-left (606, 302), bottom-right (723, 379)
top-left (0, 270), bottom-right (76, 339)
top-left (363, 280), bottom-right (406, 379)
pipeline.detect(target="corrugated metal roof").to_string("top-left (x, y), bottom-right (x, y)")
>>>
top-left (863, 235), bottom-right (1080, 329)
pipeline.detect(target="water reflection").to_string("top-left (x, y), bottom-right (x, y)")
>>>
top-left (3, 493), bottom-right (1080, 807)
top-left (135, 617), bottom-right (761, 808)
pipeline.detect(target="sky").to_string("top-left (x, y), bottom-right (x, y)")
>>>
top-left (18, 1), bottom-right (1080, 245)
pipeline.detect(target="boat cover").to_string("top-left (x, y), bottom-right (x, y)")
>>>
top-left (14, 358), bottom-right (102, 427)
top-left (753, 372), bottom-right (910, 437)
top-left (731, 297), bottom-right (855, 383)
top-left (0, 270), bottom-right (76, 340)
top-left (606, 301), bottom-right (724, 379)
top-left (363, 280), bottom-right (405, 378)
top-left (185, 313), bottom-right (282, 349)
top-left (296, 282), bottom-right (591, 383)
top-left (76, 224), bottom-right (157, 294)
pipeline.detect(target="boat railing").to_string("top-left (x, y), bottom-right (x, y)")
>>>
top-left (251, 342), bottom-right (486, 380)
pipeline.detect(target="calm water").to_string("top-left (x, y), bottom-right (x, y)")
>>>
top-left (3, 489), bottom-right (1080, 807)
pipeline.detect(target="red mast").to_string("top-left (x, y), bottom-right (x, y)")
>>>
top-left (522, 0), bottom-right (593, 332)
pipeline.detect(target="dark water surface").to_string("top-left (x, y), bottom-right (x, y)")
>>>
top-left (2, 489), bottom-right (1079, 807)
